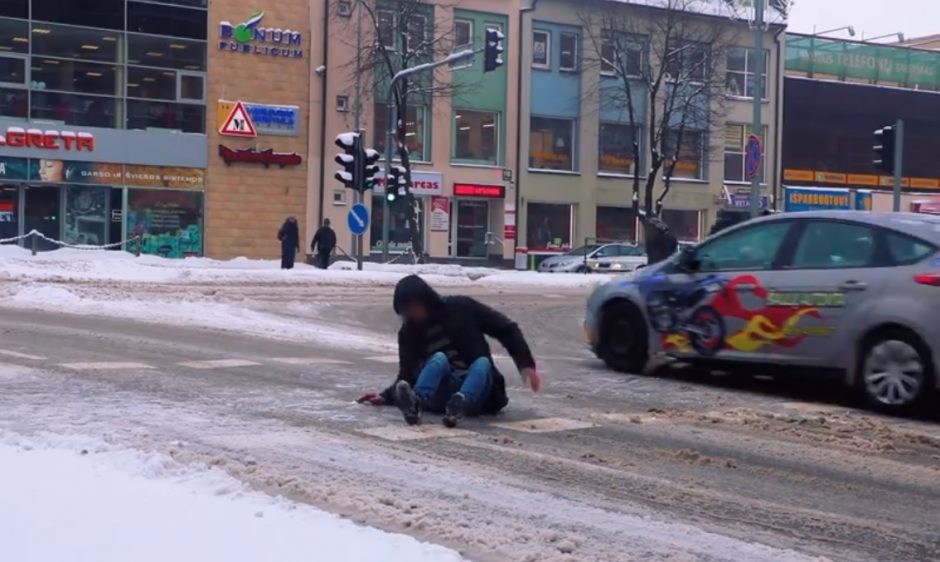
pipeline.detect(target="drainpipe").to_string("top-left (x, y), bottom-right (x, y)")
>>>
top-left (772, 25), bottom-right (785, 210)
top-left (316, 0), bottom-right (330, 227)
top-left (515, 0), bottom-right (539, 257)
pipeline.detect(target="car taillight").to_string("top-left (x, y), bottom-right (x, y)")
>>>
top-left (913, 273), bottom-right (940, 286)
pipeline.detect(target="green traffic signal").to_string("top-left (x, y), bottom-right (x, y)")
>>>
top-left (386, 191), bottom-right (396, 203)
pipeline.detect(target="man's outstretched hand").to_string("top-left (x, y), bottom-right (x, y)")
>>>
top-left (521, 368), bottom-right (541, 393)
top-left (357, 391), bottom-right (386, 406)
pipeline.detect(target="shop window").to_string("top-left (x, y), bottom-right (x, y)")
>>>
top-left (559, 32), bottom-right (578, 72)
top-left (128, 34), bottom-right (206, 72)
top-left (0, 1), bottom-right (28, 20)
top-left (596, 206), bottom-right (637, 243)
top-left (126, 99), bottom-right (205, 133)
top-left (127, 1), bottom-right (208, 41)
top-left (31, 23), bottom-right (122, 64)
top-left (454, 110), bottom-right (498, 165)
top-left (529, 116), bottom-right (575, 171)
top-left (373, 103), bottom-right (428, 162)
top-left (0, 87), bottom-right (28, 119)
top-left (662, 209), bottom-right (700, 242)
top-left (30, 58), bottom-right (120, 96)
top-left (599, 122), bottom-right (639, 175)
top-left (0, 186), bottom-right (19, 242)
top-left (31, 91), bottom-right (119, 128)
top-left (65, 185), bottom-right (109, 245)
top-left (527, 202), bottom-right (573, 251)
top-left (454, 19), bottom-right (473, 50)
top-left (724, 124), bottom-right (767, 183)
top-left (370, 195), bottom-right (425, 254)
top-left (726, 47), bottom-right (768, 99)
top-left (663, 129), bottom-right (704, 180)
top-left (0, 18), bottom-right (29, 54)
top-left (32, 0), bottom-right (125, 31)
top-left (127, 189), bottom-right (204, 258)
top-left (532, 30), bottom-right (550, 68)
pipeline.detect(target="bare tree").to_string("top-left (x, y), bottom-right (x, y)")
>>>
top-left (580, 0), bottom-right (739, 263)
top-left (335, 0), bottom-right (466, 259)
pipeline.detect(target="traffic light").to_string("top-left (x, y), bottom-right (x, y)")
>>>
top-left (386, 164), bottom-right (407, 203)
top-left (334, 132), bottom-right (361, 190)
top-left (873, 126), bottom-right (896, 174)
top-left (362, 148), bottom-right (380, 190)
top-left (483, 28), bottom-right (504, 73)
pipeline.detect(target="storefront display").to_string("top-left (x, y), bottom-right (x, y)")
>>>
top-left (661, 209), bottom-right (700, 242)
top-left (526, 202), bottom-right (572, 251)
top-left (370, 195), bottom-right (425, 254)
top-left (596, 206), bottom-right (637, 242)
top-left (127, 189), bottom-right (204, 258)
top-left (64, 185), bottom-right (109, 245)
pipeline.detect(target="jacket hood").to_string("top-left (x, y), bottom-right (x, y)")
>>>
top-left (393, 274), bottom-right (443, 315)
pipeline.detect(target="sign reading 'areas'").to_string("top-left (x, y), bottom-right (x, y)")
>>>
top-left (219, 11), bottom-right (303, 59)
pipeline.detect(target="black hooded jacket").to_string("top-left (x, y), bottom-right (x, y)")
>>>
top-left (380, 275), bottom-right (536, 414)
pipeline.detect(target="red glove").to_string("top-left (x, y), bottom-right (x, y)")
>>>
top-left (357, 391), bottom-right (386, 406)
top-left (521, 368), bottom-right (542, 393)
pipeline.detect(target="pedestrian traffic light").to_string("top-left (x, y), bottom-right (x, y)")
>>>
top-left (334, 132), bottom-right (361, 190)
top-left (873, 126), bottom-right (896, 174)
top-left (386, 164), bottom-right (407, 203)
top-left (483, 28), bottom-right (504, 73)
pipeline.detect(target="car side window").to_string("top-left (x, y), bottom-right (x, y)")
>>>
top-left (886, 231), bottom-right (935, 266)
top-left (791, 221), bottom-right (876, 269)
top-left (594, 246), bottom-right (610, 257)
top-left (696, 222), bottom-right (793, 272)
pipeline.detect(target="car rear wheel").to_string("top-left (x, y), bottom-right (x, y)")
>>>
top-left (858, 329), bottom-right (933, 414)
top-left (598, 300), bottom-right (649, 374)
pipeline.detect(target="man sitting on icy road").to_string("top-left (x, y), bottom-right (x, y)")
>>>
top-left (358, 275), bottom-right (541, 428)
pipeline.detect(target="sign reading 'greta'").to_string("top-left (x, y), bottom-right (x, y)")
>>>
top-left (0, 127), bottom-right (95, 151)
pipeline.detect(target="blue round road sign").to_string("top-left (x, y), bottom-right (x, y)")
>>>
top-left (744, 134), bottom-right (762, 180)
top-left (347, 203), bottom-right (369, 236)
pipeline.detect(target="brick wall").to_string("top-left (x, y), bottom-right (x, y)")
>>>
top-left (206, 0), bottom-right (312, 259)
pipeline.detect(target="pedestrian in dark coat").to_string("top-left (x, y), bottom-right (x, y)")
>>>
top-left (310, 218), bottom-right (336, 269)
top-left (357, 275), bottom-right (541, 428)
top-left (277, 216), bottom-right (300, 270)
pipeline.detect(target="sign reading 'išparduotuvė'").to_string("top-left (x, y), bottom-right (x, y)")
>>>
top-left (219, 11), bottom-right (303, 59)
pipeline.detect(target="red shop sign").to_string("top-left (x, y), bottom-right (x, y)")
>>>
top-left (453, 183), bottom-right (504, 198)
top-left (0, 127), bottom-right (95, 151)
top-left (218, 144), bottom-right (302, 167)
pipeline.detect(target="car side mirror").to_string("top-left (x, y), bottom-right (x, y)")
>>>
top-left (677, 246), bottom-right (700, 272)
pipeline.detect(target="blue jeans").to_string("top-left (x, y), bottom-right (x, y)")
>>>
top-left (413, 352), bottom-right (492, 415)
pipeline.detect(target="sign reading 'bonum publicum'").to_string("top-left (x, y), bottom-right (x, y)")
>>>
top-left (219, 11), bottom-right (303, 59)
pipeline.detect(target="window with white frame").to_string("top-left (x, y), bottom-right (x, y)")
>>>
top-left (598, 122), bottom-right (640, 175)
top-left (559, 32), bottom-right (578, 71)
top-left (724, 124), bottom-right (767, 182)
top-left (600, 36), bottom-right (644, 77)
top-left (664, 129), bottom-right (705, 180)
top-left (454, 18), bottom-right (472, 49)
top-left (664, 42), bottom-right (708, 83)
top-left (529, 116), bottom-right (575, 171)
top-left (454, 109), bottom-right (499, 164)
top-left (532, 30), bottom-right (550, 68)
top-left (726, 47), bottom-right (769, 99)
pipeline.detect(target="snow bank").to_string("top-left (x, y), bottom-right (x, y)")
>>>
top-left (0, 284), bottom-right (393, 351)
top-left (0, 244), bottom-right (604, 289)
top-left (0, 433), bottom-right (464, 562)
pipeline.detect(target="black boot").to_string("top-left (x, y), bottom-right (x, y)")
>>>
top-left (394, 380), bottom-right (422, 426)
top-left (443, 393), bottom-right (467, 428)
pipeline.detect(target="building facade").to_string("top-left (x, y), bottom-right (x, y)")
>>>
top-left (782, 34), bottom-right (940, 212)
top-left (1, 0), bottom-right (787, 263)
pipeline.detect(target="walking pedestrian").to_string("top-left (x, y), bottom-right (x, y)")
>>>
top-left (310, 218), bottom-right (336, 269)
top-left (277, 216), bottom-right (300, 270)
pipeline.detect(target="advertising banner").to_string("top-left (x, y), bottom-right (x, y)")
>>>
top-left (217, 100), bottom-right (300, 136)
top-left (0, 156), bottom-right (29, 180)
top-left (25, 160), bottom-right (204, 189)
top-left (786, 35), bottom-right (940, 90)
top-left (430, 196), bottom-right (449, 232)
top-left (127, 190), bottom-right (204, 258)
top-left (784, 186), bottom-right (872, 212)
top-left (124, 165), bottom-right (205, 189)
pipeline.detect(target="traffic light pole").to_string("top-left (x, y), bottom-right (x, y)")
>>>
top-left (748, 0), bottom-right (765, 218)
top-left (892, 119), bottom-right (904, 212)
top-left (381, 48), bottom-right (477, 262)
